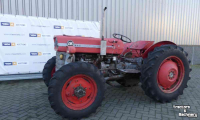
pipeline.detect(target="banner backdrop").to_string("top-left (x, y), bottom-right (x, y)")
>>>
top-left (0, 14), bottom-right (100, 75)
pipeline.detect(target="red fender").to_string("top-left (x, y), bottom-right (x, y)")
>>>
top-left (142, 41), bottom-right (176, 58)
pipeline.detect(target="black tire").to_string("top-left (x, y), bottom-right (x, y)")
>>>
top-left (42, 56), bottom-right (56, 87)
top-left (48, 62), bottom-right (105, 119)
top-left (140, 45), bottom-right (191, 103)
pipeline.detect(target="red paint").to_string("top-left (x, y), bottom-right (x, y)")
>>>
top-left (55, 35), bottom-right (177, 58)
top-left (55, 35), bottom-right (124, 54)
top-left (157, 56), bottom-right (185, 93)
top-left (61, 74), bottom-right (97, 110)
top-left (122, 41), bottom-right (154, 58)
top-left (158, 60), bottom-right (178, 89)
top-left (51, 67), bottom-right (55, 77)
top-left (142, 41), bottom-right (176, 58)
top-left (66, 46), bottom-right (76, 54)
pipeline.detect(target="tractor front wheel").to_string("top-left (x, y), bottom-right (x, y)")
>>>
top-left (43, 56), bottom-right (56, 87)
top-left (48, 62), bottom-right (105, 119)
top-left (141, 45), bottom-right (191, 102)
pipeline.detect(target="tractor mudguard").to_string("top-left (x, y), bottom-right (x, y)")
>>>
top-left (142, 41), bottom-right (176, 58)
top-left (121, 41), bottom-right (154, 58)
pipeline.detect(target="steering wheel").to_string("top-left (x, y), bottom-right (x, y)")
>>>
top-left (113, 33), bottom-right (131, 43)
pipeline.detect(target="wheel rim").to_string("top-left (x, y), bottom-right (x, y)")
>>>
top-left (61, 74), bottom-right (97, 110)
top-left (157, 56), bottom-right (185, 93)
top-left (51, 67), bottom-right (55, 77)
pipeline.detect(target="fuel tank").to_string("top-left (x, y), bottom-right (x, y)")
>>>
top-left (54, 35), bottom-right (124, 54)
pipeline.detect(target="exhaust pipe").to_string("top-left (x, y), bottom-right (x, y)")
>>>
top-left (101, 7), bottom-right (107, 41)
top-left (100, 7), bottom-right (107, 55)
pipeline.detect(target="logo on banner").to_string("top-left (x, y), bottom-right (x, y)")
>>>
top-left (2, 42), bottom-right (27, 46)
top-left (1, 22), bottom-right (14, 26)
top-left (4, 62), bottom-right (28, 66)
top-left (54, 25), bottom-right (64, 29)
top-left (4, 62), bottom-right (17, 66)
top-left (2, 42), bottom-right (16, 46)
top-left (30, 52), bottom-right (42, 56)
top-left (29, 33), bottom-right (50, 37)
top-left (30, 52), bottom-right (51, 56)
top-left (29, 33), bottom-right (41, 37)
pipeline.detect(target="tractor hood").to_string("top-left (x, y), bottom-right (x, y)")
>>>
top-left (54, 35), bottom-right (124, 54)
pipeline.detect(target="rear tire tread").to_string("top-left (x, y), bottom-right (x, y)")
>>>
top-left (140, 45), bottom-right (191, 103)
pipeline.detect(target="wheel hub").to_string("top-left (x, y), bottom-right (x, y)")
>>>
top-left (158, 60), bottom-right (178, 89)
top-left (61, 74), bottom-right (97, 110)
top-left (74, 86), bottom-right (86, 98)
top-left (169, 70), bottom-right (176, 79)
top-left (169, 72), bottom-right (174, 78)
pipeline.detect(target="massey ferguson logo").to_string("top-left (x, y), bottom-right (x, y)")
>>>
top-left (29, 33), bottom-right (41, 37)
top-left (1, 22), bottom-right (14, 26)
top-left (54, 25), bottom-right (64, 29)
top-left (67, 41), bottom-right (74, 46)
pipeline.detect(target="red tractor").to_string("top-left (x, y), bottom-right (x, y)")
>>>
top-left (42, 8), bottom-right (191, 119)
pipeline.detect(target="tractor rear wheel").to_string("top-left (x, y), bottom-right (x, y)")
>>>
top-left (141, 45), bottom-right (191, 102)
top-left (48, 62), bottom-right (105, 119)
top-left (43, 56), bottom-right (56, 87)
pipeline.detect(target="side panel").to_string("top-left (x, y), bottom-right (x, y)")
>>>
top-left (142, 41), bottom-right (176, 58)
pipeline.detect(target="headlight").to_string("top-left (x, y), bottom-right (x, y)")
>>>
top-left (60, 54), bottom-right (64, 60)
